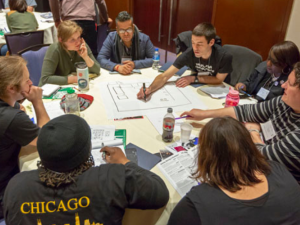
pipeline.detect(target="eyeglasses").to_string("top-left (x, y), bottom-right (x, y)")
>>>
top-left (118, 28), bottom-right (133, 34)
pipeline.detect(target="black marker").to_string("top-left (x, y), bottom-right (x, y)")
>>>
top-left (143, 83), bottom-right (146, 101)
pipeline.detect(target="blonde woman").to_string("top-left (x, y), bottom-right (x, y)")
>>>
top-left (39, 20), bottom-right (100, 86)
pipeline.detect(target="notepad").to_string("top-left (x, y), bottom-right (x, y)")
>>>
top-left (41, 84), bottom-right (60, 97)
top-left (159, 61), bottom-right (189, 76)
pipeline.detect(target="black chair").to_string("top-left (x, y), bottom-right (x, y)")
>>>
top-left (18, 44), bottom-right (50, 86)
top-left (173, 30), bottom-right (222, 55)
top-left (223, 44), bottom-right (262, 86)
top-left (4, 30), bottom-right (44, 55)
top-left (0, 0), bottom-right (4, 9)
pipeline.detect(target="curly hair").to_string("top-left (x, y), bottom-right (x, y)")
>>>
top-left (37, 156), bottom-right (94, 188)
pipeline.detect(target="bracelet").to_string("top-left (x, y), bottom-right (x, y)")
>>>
top-left (248, 129), bottom-right (260, 134)
top-left (115, 65), bottom-right (120, 71)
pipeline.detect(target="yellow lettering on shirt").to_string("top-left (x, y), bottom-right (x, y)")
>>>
top-left (67, 198), bottom-right (78, 210)
top-left (57, 200), bottom-right (67, 212)
top-left (20, 202), bottom-right (30, 214)
top-left (46, 201), bottom-right (56, 213)
top-left (78, 196), bottom-right (90, 208)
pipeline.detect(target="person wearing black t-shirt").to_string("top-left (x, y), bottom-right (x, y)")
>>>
top-left (137, 23), bottom-right (233, 100)
top-left (3, 115), bottom-right (169, 225)
top-left (168, 117), bottom-right (300, 225)
top-left (0, 56), bottom-right (49, 220)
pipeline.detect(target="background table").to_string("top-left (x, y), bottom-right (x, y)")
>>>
top-left (19, 68), bottom-right (256, 225)
top-left (0, 12), bottom-right (57, 44)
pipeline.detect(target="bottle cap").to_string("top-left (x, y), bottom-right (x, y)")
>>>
top-left (67, 89), bottom-right (75, 94)
top-left (228, 87), bottom-right (239, 96)
top-left (155, 48), bottom-right (159, 51)
top-left (167, 108), bottom-right (173, 113)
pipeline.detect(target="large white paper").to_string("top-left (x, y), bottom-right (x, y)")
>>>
top-left (98, 80), bottom-right (207, 119)
top-left (157, 149), bottom-right (199, 197)
top-left (90, 125), bottom-right (115, 148)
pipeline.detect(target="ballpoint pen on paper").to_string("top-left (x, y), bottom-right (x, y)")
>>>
top-left (114, 116), bottom-right (144, 121)
top-left (143, 83), bottom-right (146, 101)
top-left (175, 115), bottom-right (191, 120)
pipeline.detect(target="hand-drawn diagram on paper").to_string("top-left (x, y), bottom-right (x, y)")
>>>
top-left (99, 80), bottom-right (207, 119)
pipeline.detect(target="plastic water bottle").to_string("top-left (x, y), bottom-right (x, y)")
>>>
top-left (225, 87), bottom-right (240, 107)
top-left (162, 108), bottom-right (175, 142)
top-left (152, 48), bottom-right (160, 70)
top-left (76, 62), bottom-right (89, 92)
top-left (65, 89), bottom-right (80, 116)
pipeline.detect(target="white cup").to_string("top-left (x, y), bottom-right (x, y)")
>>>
top-left (180, 122), bottom-right (193, 144)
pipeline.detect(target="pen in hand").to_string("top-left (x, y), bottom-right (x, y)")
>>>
top-left (143, 83), bottom-right (146, 101)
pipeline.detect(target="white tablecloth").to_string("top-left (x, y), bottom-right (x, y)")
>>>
top-left (19, 68), bottom-right (256, 225)
top-left (0, 12), bottom-right (57, 44)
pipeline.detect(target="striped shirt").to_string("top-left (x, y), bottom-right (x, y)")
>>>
top-left (234, 96), bottom-right (300, 184)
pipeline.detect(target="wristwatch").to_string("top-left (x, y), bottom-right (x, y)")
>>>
top-left (194, 76), bottom-right (199, 83)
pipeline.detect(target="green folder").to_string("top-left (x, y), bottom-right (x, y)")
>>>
top-left (115, 129), bottom-right (127, 149)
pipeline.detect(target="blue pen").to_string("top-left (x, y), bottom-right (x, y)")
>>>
top-left (238, 89), bottom-right (252, 97)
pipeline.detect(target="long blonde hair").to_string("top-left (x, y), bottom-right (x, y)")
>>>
top-left (0, 56), bottom-right (27, 98)
top-left (57, 21), bottom-right (82, 52)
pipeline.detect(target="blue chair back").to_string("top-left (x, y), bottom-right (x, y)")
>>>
top-left (20, 45), bottom-right (49, 86)
top-left (5, 30), bottom-right (44, 55)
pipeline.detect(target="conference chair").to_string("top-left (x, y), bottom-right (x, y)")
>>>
top-left (223, 44), bottom-right (262, 86)
top-left (0, 0), bottom-right (4, 9)
top-left (18, 44), bottom-right (50, 86)
top-left (5, 30), bottom-right (44, 55)
top-left (173, 31), bottom-right (222, 55)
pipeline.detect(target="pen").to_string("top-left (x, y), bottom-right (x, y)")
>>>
top-left (101, 143), bottom-right (105, 160)
top-left (175, 115), bottom-right (191, 120)
top-left (114, 116), bottom-right (144, 121)
top-left (73, 87), bottom-right (81, 92)
top-left (143, 83), bottom-right (146, 101)
top-left (238, 89), bottom-right (252, 97)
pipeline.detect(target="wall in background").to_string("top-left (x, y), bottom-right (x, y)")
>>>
top-left (285, 0), bottom-right (300, 49)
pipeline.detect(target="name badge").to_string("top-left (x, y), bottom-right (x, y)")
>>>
top-left (257, 87), bottom-right (270, 100)
top-left (121, 57), bottom-right (132, 63)
top-left (197, 71), bottom-right (210, 76)
top-left (260, 120), bottom-right (276, 141)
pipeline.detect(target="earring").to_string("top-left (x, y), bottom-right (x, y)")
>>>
top-left (282, 67), bottom-right (291, 75)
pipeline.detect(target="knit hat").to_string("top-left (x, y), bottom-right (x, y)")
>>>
top-left (37, 114), bottom-right (91, 172)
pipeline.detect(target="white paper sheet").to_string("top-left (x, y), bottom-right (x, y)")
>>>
top-left (32, 101), bottom-right (65, 123)
top-left (200, 85), bottom-right (229, 99)
top-left (157, 149), bottom-right (199, 197)
top-left (91, 145), bottom-right (125, 166)
top-left (147, 112), bottom-right (182, 134)
top-left (98, 80), bottom-right (207, 119)
top-left (90, 125), bottom-right (115, 148)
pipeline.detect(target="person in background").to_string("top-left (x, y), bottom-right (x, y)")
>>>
top-left (5, 0), bottom-right (36, 12)
top-left (4, 115), bottom-right (169, 225)
top-left (168, 117), bottom-right (300, 225)
top-left (180, 62), bottom-right (300, 184)
top-left (97, 11), bottom-right (155, 75)
top-left (39, 20), bottom-right (100, 86)
top-left (137, 22), bottom-right (233, 99)
top-left (49, 0), bottom-right (112, 58)
top-left (0, 0), bottom-right (38, 56)
top-left (0, 56), bottom-right (49, 220)
top-left (235, 41), bottom-right (300, 102)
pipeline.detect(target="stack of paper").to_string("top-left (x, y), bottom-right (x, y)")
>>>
top-left (41, 84), bottom-right (60, 97)
top-left (200, 85), bottom-right (229, 99)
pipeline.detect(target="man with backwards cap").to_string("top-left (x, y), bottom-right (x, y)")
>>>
top-left (3, 115), bottom-right (169, 225)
